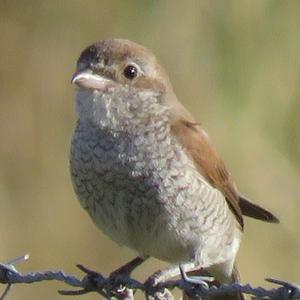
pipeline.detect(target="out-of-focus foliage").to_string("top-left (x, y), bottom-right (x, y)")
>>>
top-left (0, 1), bottom-right (299, 299)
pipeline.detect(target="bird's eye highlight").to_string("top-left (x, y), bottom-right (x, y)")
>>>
top-left (123, 64), bottom-right (138, 80)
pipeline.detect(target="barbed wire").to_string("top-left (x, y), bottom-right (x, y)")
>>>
top-left (0, 254), bottom-right (299, 300)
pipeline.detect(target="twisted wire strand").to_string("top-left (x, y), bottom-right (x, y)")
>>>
top-left (0, 255), bottom-right (299, 300)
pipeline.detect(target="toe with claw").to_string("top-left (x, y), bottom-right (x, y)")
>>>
top-left (144, 269), bottom-right (176, 300)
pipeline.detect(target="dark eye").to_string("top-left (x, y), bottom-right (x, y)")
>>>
top-left (123, 64), bottom-right (138, 80)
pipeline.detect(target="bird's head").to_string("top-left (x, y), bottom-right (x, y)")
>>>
top-left (72, 39), bottom-right (181, 130)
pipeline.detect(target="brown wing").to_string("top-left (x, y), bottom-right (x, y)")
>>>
top-left (171, 118), bottom-right (244, 229)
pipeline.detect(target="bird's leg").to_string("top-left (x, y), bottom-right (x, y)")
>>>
top-left (144, 262), bottom-right (194, 300)
top-left (145, 262), bottom-right (195, 287)
top-left (179, 264), bottom-right (214, 288)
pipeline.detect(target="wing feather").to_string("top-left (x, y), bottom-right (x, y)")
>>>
top-left (171, 118), bottom-right (244, 228)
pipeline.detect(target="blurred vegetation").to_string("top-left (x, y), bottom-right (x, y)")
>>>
top-left (0, 1), bottom-right (299, 299)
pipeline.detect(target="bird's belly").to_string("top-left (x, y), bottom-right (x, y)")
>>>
top-left (70, 126), bottom-right (240, 266)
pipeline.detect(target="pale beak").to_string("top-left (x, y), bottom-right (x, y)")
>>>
top-left (71, 70), bottom-right (112, 90)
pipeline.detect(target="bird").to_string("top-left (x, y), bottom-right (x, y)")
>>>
top-left (70, 38), bottom-right (279, 300)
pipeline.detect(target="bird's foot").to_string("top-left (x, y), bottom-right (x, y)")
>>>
top-left (179, 264), bottom-right (214, 289)
top-left (179, 264), bottom-right (215, 299)
top-left (144, 265), bottom-right (184, 300)
top-left (144, 263), bottom-right (214, 300)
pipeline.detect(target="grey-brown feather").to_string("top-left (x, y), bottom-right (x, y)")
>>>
top-left (70, 86), bottom-right (240, 268)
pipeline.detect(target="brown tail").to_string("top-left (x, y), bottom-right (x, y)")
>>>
top-left (183, 266), bottom-right (245, 300)
top-left (239, 195), bottom-right (279, 223)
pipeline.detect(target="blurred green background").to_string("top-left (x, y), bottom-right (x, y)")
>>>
top-left (0, 1), bottom-right (299, 299)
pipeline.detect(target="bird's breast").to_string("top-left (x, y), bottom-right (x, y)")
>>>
top-left (70, 120), bottom-right (239, 265)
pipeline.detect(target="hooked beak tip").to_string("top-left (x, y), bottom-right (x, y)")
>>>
top-left (71, 71), bottom-right (113, 91)
top-left (71, 71), bottom-right (84, 85)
